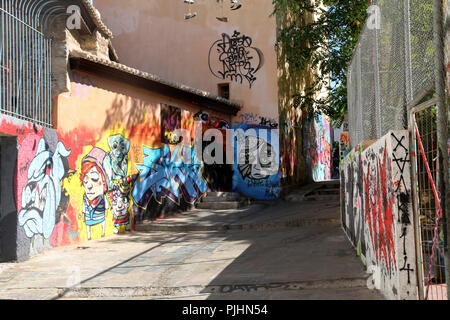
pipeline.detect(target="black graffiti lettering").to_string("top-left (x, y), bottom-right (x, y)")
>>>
top-left (399, 226), bottom-right (408, 256)
top-left (400, 260), bottom-right (413, 284)
top-left (398, 192), bottom-right (410, 225)
top-left (209, 30), bottom-right (264, 88)
top-left (391, 133), bottom-right (408, 153)
top-left (259, 117), bottom-right (278, 128)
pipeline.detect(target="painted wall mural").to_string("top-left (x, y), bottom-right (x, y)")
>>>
top-left (339, 132), bottom-right (350, 161)
top-left (232, 123), bottom-right (281, 200)
top-left (0, 101), bottom-right (210, 259)
top-left (18, 133), bottom-right (71, 240)
top-left (208, 30), bottom-right (264, 88)
top-left (103, 134), bottom-right (130, 185)
top-left (62, 130), bottom-right (135, 242)
top-left (131, 144), bottom-right (207, 208)
top-left (161, 104), bottom-right (182, 145)
top-left (1, 70), bottom-right (282, 261)
top-left (304, 113), bottom-right (332, 181)
top-left (341, 130), bottom-right (416, 300)
top-left (280, 114), bottom-right (297, 181)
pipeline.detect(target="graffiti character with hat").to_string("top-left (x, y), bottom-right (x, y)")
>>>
top-left (80, 147), bottom-right (109, 240)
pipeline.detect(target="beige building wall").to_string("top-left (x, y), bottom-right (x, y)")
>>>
top-left (92, 0), bottom-right (279, 124)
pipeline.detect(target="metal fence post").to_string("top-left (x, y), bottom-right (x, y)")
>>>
top-left (356, 46), bottom-right (363, 142)
top-left (433, 0), bottom-right (450, 300)
top-left (374, 22), bottom-right (382, 139)
top-left (404, 0), bottom-right (414, 105)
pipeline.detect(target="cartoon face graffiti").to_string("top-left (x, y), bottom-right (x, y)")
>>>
top-left (109, 134), bottom-right (129, 162)
top-left (18, 136), bottom-right (71, 239)
top-left (237, 133), bottom-right (278, 180)
top-left (103, 134), bottom-right (130, 185)
top-left (82, 164), bottom-right (106, 201)
top-left (109, 183), bottom-right (131, 233)
top-left (111, 193), bottom-right (129, 218)
top-left (80, 147), bottom-right (108, 240)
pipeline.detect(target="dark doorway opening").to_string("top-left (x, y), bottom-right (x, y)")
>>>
top-left (0, 136), bottom-right (18, 262)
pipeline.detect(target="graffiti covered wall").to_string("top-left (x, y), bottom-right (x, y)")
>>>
top-left (0, 69), bottom-right (219, 260)
top-left (232, 123), bottom-right (281, 200)
top-left (304, 113), bottom-right (332, 181)
top-left (341, 130), bottom-right (417, 300)
top-left (0, 64), bottom-right (284, 261)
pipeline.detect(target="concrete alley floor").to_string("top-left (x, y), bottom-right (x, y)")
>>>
top-left (0, 193), bottom-right (384, 300)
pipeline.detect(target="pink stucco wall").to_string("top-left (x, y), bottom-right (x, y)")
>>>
top-left (93, 0), bottom-right (279, 125)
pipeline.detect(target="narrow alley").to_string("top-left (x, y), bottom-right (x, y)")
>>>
top-left (0, 0), bottom-right (448, 305)
top-left (0, 182), bottom-right (383, 300)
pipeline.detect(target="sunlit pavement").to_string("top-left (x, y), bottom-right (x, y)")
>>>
top-left (0, 193), bottom-right (384, 300)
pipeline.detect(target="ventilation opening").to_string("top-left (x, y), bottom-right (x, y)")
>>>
top-left (218, 83), bottom-right (230, 100)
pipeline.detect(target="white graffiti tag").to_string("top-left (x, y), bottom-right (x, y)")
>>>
top-left (18, 139), bottom-right (71, 239)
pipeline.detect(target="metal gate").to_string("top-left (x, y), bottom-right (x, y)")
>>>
top-left (0, 0), bottom-right (55, 127)
top-left (410, 98), bottom-right (446, 300)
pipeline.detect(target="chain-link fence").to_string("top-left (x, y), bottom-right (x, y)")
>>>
top-left (347, 0), bottom-right (434, 148)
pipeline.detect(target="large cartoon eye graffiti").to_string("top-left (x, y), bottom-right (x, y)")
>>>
top-left (208, 30), bottom-right (264, 88)
top-left (18, 136), bottom-right (71, 239)
top-left (236, 133), bottom-right (278, 180)
top-left (232, 124), bottom-right (281, 201)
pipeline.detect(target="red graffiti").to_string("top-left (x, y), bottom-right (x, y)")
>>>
top-left (364, 144), bottom-right (396, 274)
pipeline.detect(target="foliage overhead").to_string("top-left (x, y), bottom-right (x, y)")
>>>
top-left (272, 0), bottom-right (369, 127)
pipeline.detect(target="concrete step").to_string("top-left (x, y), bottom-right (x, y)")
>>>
top-left (304, 194), bottom-right (340, 201)
top-left (314, 189), bottom-right (340, 195)
top-left (197, 201), bottom-right (246, 210)
top-left (206, 192), bottom-right (241, 198)
top-left (202, 195), bottom-right (241, 202)
top-left (313, 182), bottom-right (340, 191)
top-left (135, 216), bottom-right (341, 232)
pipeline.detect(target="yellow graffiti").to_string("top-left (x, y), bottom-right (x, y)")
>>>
top-left (62, 128), bottom-right (135, 242)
